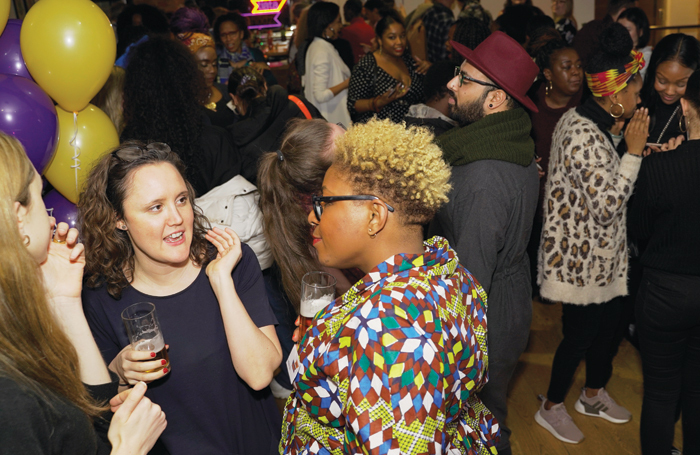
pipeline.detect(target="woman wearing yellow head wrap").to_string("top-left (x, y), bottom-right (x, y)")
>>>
top-left (535, 23), bottom-right (650, 444)
top-left (177, 32), bottom-right (223, 111)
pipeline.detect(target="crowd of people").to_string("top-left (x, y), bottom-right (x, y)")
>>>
top-left (1, 0), bottom-right (699, 454)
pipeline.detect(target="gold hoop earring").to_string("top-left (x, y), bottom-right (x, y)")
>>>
top-left (610, 102), bottom-right (625, 119)
top-left (23, 235), bottom-right (30, 246)
top-left (545, 80), bottom-right (552, 96)
top-left (679, 114), bottom-right (687, 133)
top-left (368, 229), bottom-right (377, 239)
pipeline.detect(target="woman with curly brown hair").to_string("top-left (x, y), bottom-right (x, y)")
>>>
top-left (78, 142), bottom-right (282, 455)
top-left (121, 36), bottom-right (240, 197)
top-left (0, 132), bottom-right (166, 454)
top-left (280, 118), bottom-right (499, 454)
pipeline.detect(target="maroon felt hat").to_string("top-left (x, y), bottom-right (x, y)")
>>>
top-left (451, 31), bottom-right (539, 113)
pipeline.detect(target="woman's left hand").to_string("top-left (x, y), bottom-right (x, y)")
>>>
top-left (413, 56), bottom-right (431, 75)
top-left (41, 220), bottom-right (85, 303)
top-left (205, 227), bottom-right (243, 280)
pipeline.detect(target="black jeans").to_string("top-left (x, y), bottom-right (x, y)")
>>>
top-left (636, 268), bottom-right (700, 455)
top-left (547, 297), bottom-right (624, 403)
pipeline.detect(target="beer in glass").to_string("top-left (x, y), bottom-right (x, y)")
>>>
top-left (299, 271), bottom-right (336, 334)
top-left (121, 302), bottom-right (169, 373)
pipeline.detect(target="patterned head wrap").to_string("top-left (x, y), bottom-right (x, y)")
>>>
top-left (177, 32), bottom-right (215, 54)
top-left (585, 50), bottom-right (645, 97)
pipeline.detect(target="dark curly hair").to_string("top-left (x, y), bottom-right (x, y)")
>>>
top-left (121, 36), bottom-right (207, 193)
top-left (587, 22), bottom-right (634, 74)
top-left (78, 141), bottom-right (211, 300)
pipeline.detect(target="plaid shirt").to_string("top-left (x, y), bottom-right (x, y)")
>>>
top-left (422, 2), bottom-right (455, 63)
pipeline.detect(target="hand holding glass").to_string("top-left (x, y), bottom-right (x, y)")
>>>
top-left (121, 302), bottom-right (169, 373)
top-left (299, 271), bottom-right (336, 334)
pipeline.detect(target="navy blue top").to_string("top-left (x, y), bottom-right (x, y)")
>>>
top-left (83, 244), bottom-right (281, 455)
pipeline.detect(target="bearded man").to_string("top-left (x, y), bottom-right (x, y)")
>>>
top-left (429, 31), bottom-right (540, 455)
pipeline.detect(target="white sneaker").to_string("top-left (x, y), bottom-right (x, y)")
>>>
top-left (574, 388), bottom-right (631, 424)
top-left (535, 395), bottom-right (584, 444)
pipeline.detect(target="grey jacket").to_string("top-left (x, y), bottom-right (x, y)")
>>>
top-left (432, 159), bottom-right (539, 296)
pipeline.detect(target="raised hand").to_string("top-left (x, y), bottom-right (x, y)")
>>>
top-left (108, 382), bottom-right (167, 455)
top-left (205, 227), bottom-right (243, 279)
top-left (41, 221), bottom-right (85, 304)
top-left (624, 107), bottom-right (650, 157)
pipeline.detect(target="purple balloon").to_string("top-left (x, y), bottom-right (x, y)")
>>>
top-left (0, 74), bottom-right (58, 173)
top-left (43, 190), bottom-right (78, 229)
top-left (0, 20), bottom-right (33, 80)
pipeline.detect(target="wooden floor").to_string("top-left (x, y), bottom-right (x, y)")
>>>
top-left (506, 297), bottom-right (684, 454)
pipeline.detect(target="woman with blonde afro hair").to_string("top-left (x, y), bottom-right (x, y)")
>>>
top-left (281, 118), bottom-right (500, 455)
top-left (333, 118), bottom-right (451, 225)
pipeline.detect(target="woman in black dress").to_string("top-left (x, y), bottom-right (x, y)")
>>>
top-left (347, 10), bottom-right (425, 123)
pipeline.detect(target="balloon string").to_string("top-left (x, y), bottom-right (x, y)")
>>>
top-left (69, 112), bottom-right (81, 197)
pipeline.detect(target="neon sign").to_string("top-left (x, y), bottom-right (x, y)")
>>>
top-left (251, 0), bottom-right (287, 13)
top-left (243, 0), bottom-right (287, 29)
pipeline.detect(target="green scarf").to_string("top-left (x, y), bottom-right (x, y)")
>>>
top-left (437, 108), bottom-right (535, 167)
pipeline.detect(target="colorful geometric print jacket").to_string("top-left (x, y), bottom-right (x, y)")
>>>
top-left (538, 108), bottom-right (642, 305)
top-left (280, 236), bottom-right (500, 455)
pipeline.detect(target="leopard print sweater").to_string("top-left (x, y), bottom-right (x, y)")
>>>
top-left (537, 108), bottom-right (642, 305)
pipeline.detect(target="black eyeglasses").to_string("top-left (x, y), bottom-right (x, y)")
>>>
top-left (454, 67), bottom-right (499, 89)
top-left (311, 195), bottom-right (395, 221)
top-left (111, 142), bottom-right (172, 162)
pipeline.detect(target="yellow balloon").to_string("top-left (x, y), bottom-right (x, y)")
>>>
top-left (44, 105), bottom-right (118, 203)
top-left (0, 0), bottom-right (9, 37)
top-left (20, 0), bottom-right (116, 112)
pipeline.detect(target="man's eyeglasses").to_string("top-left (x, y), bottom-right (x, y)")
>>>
top-left (111, 142), bottom-right (172, 162)
top-left (454, 67), bottom-right (500, 89)
top-left (311, 195), bottom-right (395, 222)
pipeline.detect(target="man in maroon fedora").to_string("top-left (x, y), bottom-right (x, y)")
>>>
top-left (429, 31), bottom-right (540, 455)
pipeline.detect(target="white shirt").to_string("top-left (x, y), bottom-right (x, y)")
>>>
top-left (303, 37), bottom-right (352, 126)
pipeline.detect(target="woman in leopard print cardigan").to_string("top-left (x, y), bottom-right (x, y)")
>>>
top-left (534, 23), bottom-right (651, 444)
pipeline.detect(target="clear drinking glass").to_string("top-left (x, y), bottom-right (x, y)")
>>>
top-left (121, 302), bottom-right (169, 373)
top-left (299, 271), bottom-right (336, 334)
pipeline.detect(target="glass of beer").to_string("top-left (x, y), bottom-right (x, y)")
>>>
top-left (121, 302), bottom-right (169, 373)
top-left (299, 271), bottom-right (336, 334)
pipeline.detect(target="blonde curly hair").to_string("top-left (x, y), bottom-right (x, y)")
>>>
top-left (334, 118), bottom-right (452, 225)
